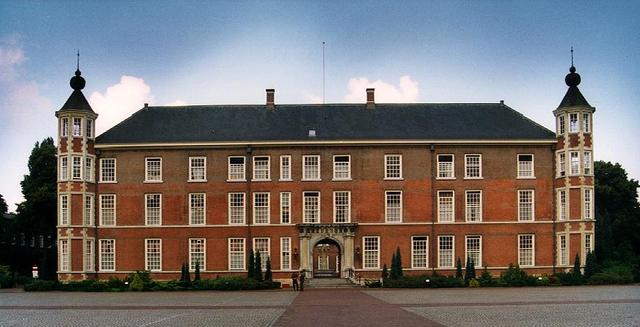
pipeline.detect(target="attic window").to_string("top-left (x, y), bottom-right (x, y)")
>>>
top-left (308, 129), bottom-right (316, 138)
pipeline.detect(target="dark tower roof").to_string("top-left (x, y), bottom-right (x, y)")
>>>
top-left (59, 67), bottom-right (95, 113)
top-left (557, 65), bottom-right (591, 109)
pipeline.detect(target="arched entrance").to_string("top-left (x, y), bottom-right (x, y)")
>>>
top-left (313, 238), bottom-right (341, 278)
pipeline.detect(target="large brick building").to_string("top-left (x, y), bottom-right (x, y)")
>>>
top-left (55, 64), bottom-right (595, 283)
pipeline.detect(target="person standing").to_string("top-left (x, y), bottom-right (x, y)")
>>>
top-left (299, 270), bottom-right (305, 291)
top-left (291, 271), bottom-right (299, 291)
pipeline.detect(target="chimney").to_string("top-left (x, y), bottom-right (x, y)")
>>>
top-left (266, 89), bottom-right (275, 110)
top-left (366, 88), bottom-right (375, 109)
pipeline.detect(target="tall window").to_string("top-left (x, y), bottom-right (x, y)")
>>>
top-left (583, 151), bottom-right (592, 175)
top-left (465, 235), bottom-right (482, 268)
top-left (253, 192), bottom-right (270, 224)
top-left (437, 154), bottom-right (454, 179)
top-left (99, 239), bottom-right (115, 271)
top-left (189, 238), bottom-right (205, 271)
top-left (84, 239), bottom-right (94, 272)
top-left (384, 155), bottom-right (402, 179)
top-left (145, 239), bottom-right (162, 271)
top-left (558, 115), bottom-right (565, 134)
top-left (518, 234), bottom-right (534, 267)
top-left (229, 238), bottom-right (245, 270)
top-left (582, 113), bottom-right (590, 133)
top-left (570, 151), bottom-right (580, 175)
top-left (280, 192), bottom-right (291, 224)
top-left (189, 193), bottom-right (206, 225)
top-left (73, 117), bottom-right (82, 137)
top-left (584, 233), bottom-right (594, 255)
top-left (84, 195), bottom-right (94, 226)
top-left (145, 194), bottom-right (161, 225)
top-left (464, 154), bottom-right (482, 178)
top-left (584, 188), bottom-right (593, 220)
top-left (61, 117), bottom-right (69, 137)
top-left (59, 239), bottom-right (70, 272)
top-left (86, 119), bottom-right (93, 138)
top-left (72, 156), bottom-right (82, 180)
top-left (411, 236), bottom-right (428, 268)
top-left (438, 235), bottom-right (454, 268)
top-left (558, 234), bottom-right (568, 266)
top-left (145, 158), bottom-right (162, 182)
top-left (59, 195), bottom-right (69, 225)
top-left (253, 156), bottom-right (270, 180)
top-left (517, 154), bottom-right (534, 178)
top-left (281, 237), bottom-right (291, 271)
top-left (280, 155), bottom-right (291, 181)
top-left (558, 190), bottom-right (567, 221)
top-left (303, 155), bottom-right (321, 180)
top-left (363, 236), bottom-right (380, 269)
top-left (99, 194), bottom-right (116, 226)
top-left (558, 152), bottom-right (566, 177)
top-left (334, 191), bottom-right (351, 223)
top-left (465, 191), bottom-right (482, 222)
top-left (438, 191), bottom-right (455, 222)
top-left (303, 192), bottom-right (320, 223)
top-left (253, 238), bottom-right (270, 271)
top-left (227, 192), bottom-right (245, 224)
top-left (85, 157), bottom-right (93, 182)
top-left (189, 157), bottom-right (206, 181)
top-left (228, 156), bottom-right (246, 181)
top-left (59, 157), bottom-right (68, 181)
top-left (333, 155), bottom-right (351, 180)
top-left (100, 158), bottom-right (116, 182)
top-left (569, 113), bottom-right (578, 133)
top-left (385, 191), bottom-right (402, 222)
top-left (518, 190), bottom-right (534, 221)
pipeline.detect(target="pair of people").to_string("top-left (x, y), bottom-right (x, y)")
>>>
top-left (291, 270), bottom-right (305, 291)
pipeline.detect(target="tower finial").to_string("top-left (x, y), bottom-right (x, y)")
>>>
top-left (570, 46), bottom-right (574, 67)
top-left (76, 50), bottom-right (80, 71)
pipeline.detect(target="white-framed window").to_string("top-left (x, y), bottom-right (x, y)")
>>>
top-left (280, 192), bottom-right (291, 224)
top-left (189, 193), bottom-right (206, 225)
top-left (59, 194), bottom-right (69, 225)
top-left (465, 235), bottom-right (482, 268)
top-left (583, 151), bottom-right (592, 175)
top-left (83, 194), bottom-right (94, 226)
top-left (584, 233), bottom-right (594, 255)
top-left (464, 154), bottom-right (482, 178)
top-left (189, 156), bottom-right (206, 182)
top-left (582, 113), bottom-right (591, 133)
top-left (145, 193), bottom-right (162, 226)
top-left (558, 190), bottom-right (567, 221)
top-left (411, 236), bottom-right (428, 268)
top-left (280, 155), bottom-right (291, 181)
top-left (85, 156), bottom-right (94, 182)
top-left (228, 192), bottom-right (246, 224)
top-left (438, 235), bottom-right (454, 268)
top-left (570, 151), bottom-right (580, 175)
top-left (229, 238), bottom-right (245, 270)
top-left (145, 239), bottom-right (162, 271)
top-left (59, 156), bottom-right (68, 181)
top-left (145, 157), bottom-right (162, 182)
top-left (558, 152), bottom-right (566, 177)
top-left (333, 191), bottom-right (351, 223)
top-left (303, 191), bottom-right (320, 223)
top-left (569, 113), bottom-right (578, 133)
top-left (253, 237), bottom-right (270, 271)
top-left (584, 188), bottom-right (593, 220)
top-left (86, 119), bottom-right (93, 139)
top-left (437, 154), bottom-right (455, 179)
top-left (99, 239), bottom-right (115, 271)
top-left (61, 117), bottom-right (69, 137)
top-left (363, 236), bottom-right (380, 269)
top-left (517, 154), bottom-right (534, 178)
top-left (438, 191), bottom-right (455, 222)
top-left (59, 239), bottom-right (70, 272)
top-left (465, 190), bottom-right (482, 222)
top-left (281, 237), bottom-right (291, 271)
top-left (253, 192), bottom-right (270, 224)
top-left (558, 115), bottom-right (565, 135)
top-left (518, 234), bottom-right (534, 267)
top-left (99, 158), bottom-right (116, 183)
top-left (228, 156), bottom-right (246, 181)
top-left (99, 194), bottom-right (116, 226)
top-left (73, 117), bottom-right (82, 137)
top-left (518, 190), bottom-right (534, 221)
top-left (253, 156), bottom-right (270, 181)
top-left (84, 239), bottom-right (94, 272)
top-left (72, 156), bottom-right (82, 180)
top-left (558, 233), bottom-right (568, 266)
top-left (189, 238), bottom-right (205, 271)
top-left (385, 191), bottom-right (402, 222)
top-left (384, 154), bottom-right (402, 179)
top-left (302, 155), bottom-right (321, 180)
top-left (333, 155), bottom-right (351, 180)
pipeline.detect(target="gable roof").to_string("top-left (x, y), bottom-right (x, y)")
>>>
top-left (95, 103), bottom-right (556, 145)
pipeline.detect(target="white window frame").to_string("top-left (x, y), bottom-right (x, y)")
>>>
top-left (229, 238), bottom-right (246, 270)
top-left (99, 158), bottom-right (117, 183)
top-left (411, 236), bottom-right (428, 269)
top-left (465, 190), bottom-right (482, 222)
top-left (59, 194), bottom-right (69, 226)
top-left (557, 152), bottom-right (566, 177)
top-left (302, 155), bottom-right (321, 181)
top-left (438, 235), bottom-right (455, 268)
top-left (83, 239), bottom-right (94, 272)
top-left (228, 156), bottom-right (246, 181)
top-left (303, 191), bottom-right (320, 223)
top-left (145, 239), bottom-right (162, 272)
top-left (189, 238), bottom-right (206, 271)
top-left (85, 156), bottom-right (94, 182)
top-left (86, 119), bottom-right (93, 139)
top-left (437, 190), bottom-right (455, 222)
top-left (281, 237), bottom-right (292, 271)
top-left (384, 154), bottom-right (403, 180)
top-left (583, 188), bottom-right (593, 220)
top-left (253, 156), bottom-right (271, 181)
top-left (518, 190), bottom-right (535, 221)
top-left (558, 115), bottom-right (565, 135)
top-left (518, 234), bottom-right (535, 267)
top-left (333, 191), bottom-right (351, 223)
top-left (517, 154), bottom-right (535, 179)
top-left (145, 157), bottom-right (163, 183)
top-left (72, 117), bottom-right (82, 137)
top-left (333, 155), bottom-right (351, 180)
top-left (437, 154), bottom-right (455, 179)
top-left (385, 190), bottom-right (403, 223)
top-left (189, 193), bottom-right (206, 225)
top-left (253, 192), bottom-right (271, 225)
top-left (59, 239), bottom-right (70, 272)
top-left (464, 154), bottom-right (482, 179)
top-left (583, 151), bottom-right (592, 175)
top-left (72, 156), bottom-right (83, 180)
top-left (145, 193), bottom-right (162, 226)
top-left (83, 194), bottom-right (94, 226)
top-left (61, 117), bottom-right (69, 137)
top-left (558, 190), bottom-right (568, 221)
top-left (99, 239), bottom-right (116, 271)
top-left (99, 194), bottom-right (116, 226)
top-left (253, 237), bottom-right (271, 271)
top-left (570, 151), bottom-right (580, 176)
top-left (279, 155), bottom-right (292, 181)
top-left (280, 192), bottom-right (291, 224)
top-left (582, 113), bottom-right (591, 133)
top-left (569, 113), bottom-right (578, 133)
top-left (362, 236), bottom-right (380, 269)
top-left (558, 233), bottom-right (568, 266)
top-left (465, 235), bottom-right (482, 268)
top-left (59, 156), bottom-right (68, 181)
top-left (188, 156), bottom-right (207, 182)
top-left (228, 192), bottom-right (246, 225)
top-left (584, 233), bottom-right (594, 258)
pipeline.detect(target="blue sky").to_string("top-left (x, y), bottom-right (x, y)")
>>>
top-left (0, 1), bottom-right (638, 211)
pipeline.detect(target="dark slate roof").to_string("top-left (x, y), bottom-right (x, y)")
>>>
top-left (96, 103), bottom-right (556, 144)
top-left (60, 90), bottom-right (94, 112)
top-left (558, 86), bottom-right (591, 109)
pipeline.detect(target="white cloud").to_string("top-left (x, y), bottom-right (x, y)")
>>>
top-left (303, 94), bottom-right (323, 104)
top-left (90, 76), bottom-right (153, 134)
top-left (164, 100), bottom-right (188, 106)
top-left (343, 75), bottom-right (419, 103)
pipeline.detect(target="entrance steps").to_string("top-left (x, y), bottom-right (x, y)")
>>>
top-left (306, 278), bottom-right (359, 289)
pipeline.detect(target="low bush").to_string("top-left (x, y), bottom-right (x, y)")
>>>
top-left (478, 267), bottom-right (498, 287)
top-left (382, 274), bottom-right (465, 288)
top-left (24, 280), bottom-right (58, 291)
top-left (365, 280), bottom-right (382, 288)
top-left (587, 272), bottom-right (633, 285)
top-left (555, 272), bottom-right (585, 286)
top-left (468, 278), bottom-right (480, 288)
top-left (499, 264), bottom-right (537, 287)
top-left (0, 266), bottom-right (13, 288)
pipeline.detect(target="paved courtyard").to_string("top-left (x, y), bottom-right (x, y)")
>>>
top-left (0, 285), bottom-right (638, 326)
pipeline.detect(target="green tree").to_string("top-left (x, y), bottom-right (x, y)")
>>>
top-left (395, 247), bottom-right (403, 279)
top-left (0, 194), bottom-right (7, 216)
top-left (247, 249), bottom-right (255, 279)
top-left (194, 261), bottom-right (201, 281)
top-left (455, 257), bottom-right (463, 279)
top-left (584, 251), bottom-right (598, 279)
top-left (572, 253), bottom-right (582, 276)
top-left (464, 257), bottom-right (476, 284)
top-left (254, 251), bottom-right (263, 282)
top-left (381, 264), bottom-right (389, 280)
top-left (264, 256), bottom-right (272, 281)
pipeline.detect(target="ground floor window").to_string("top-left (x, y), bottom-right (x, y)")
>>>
top-left (438, 235), bottom-right (454, 268)
top-left (253, 237), bottom-right (270, 271)
top-left (60, 239), bottom-right (70, 272)
top-left (411, 236), bottom-right (428, 268)
top-left (558, 234), bottom-right (568, 266)
top-left (146, 239), bottom-right (162, 271)
top-left (189, 238), bottom-right (205, 271)
top-left (281, 237), bottom-right (291, 271)
top-left (83, 239), bottom-right (94, 272)
top-left (465, 235), bottom-right (482, 267)
top-left (363, 236), bottom-right (380, 269)
top-left (518, 234), bottom-right (535, 267)
top-left (99, 239), bottom-right (115, 271)
top-left (229, 238), bottom-right (245, 270)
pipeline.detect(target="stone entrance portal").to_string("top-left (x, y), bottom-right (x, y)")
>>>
top-left (313, 239), bottom-right (340, 278)
top-left (297, 223), bottom-right (357, 278)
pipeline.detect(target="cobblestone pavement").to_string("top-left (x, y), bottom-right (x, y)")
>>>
top-left (0, 285), bottom-right (638, 326)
